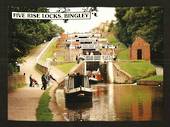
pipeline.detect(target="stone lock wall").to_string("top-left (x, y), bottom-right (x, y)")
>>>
top-left (112, 63), bottom-right (133, 84)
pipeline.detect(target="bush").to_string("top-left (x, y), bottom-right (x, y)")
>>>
top-left (8, 63), bottom-right (20, 75)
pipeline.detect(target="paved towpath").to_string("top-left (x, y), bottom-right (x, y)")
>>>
top-left (8, 41), bottom-right (65, 121)
top-left (8, 42), bottom-right (49, 121)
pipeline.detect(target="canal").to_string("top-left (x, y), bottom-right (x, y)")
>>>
top-left (55, 84), bottom-right (163, 121)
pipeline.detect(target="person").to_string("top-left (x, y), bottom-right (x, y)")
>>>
top-left (32, 78), bottom-right (39, 87)
top-left (45, 72), bottom-right (58, 87)
top-left (29, 74), bottom-right (39, 87)
top-left (41, 74), bottom-right (47, 90)
top-left (29, 74), bottom-right (33, 87)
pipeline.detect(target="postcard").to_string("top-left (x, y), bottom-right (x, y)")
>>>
top-left (7, 6), bottom-right (163, 122)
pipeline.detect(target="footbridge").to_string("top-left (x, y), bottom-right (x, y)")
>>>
top-left (79, 55), bottom-right (115, 62)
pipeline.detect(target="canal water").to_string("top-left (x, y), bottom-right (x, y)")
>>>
top-left (55, 84), bottom-right (163, 121)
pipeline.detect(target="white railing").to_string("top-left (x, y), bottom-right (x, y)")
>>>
top-left (80, 44), bottom-right (98, 49)
top-left (80, 55), bottom-right (114, 62)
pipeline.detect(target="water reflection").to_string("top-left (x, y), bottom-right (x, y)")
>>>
top-left (64, 102), bottom-right (92, 121)
top-left (55, 84), bottom-right (163, 121)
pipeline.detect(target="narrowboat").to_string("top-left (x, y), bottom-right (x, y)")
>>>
top-left (89, 71), bottom-right (103, 84)
top-left (64, 73), bottom-right (92, 102)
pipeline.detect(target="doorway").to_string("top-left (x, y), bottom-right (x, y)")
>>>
top-left (137, 49), bottom-right (142, 60)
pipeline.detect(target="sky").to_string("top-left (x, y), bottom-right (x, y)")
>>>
top-left (49, 7), bottom-right (116, 33)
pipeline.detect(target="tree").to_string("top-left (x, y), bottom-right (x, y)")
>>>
top-left (8, 6), bottom-right (64, 64)
top-left (114, 7), bottom-right (163, 65)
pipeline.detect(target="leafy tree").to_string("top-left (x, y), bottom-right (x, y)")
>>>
top-left (8, 6), bottom-right (64, 65)
top-left (114, 7), bottom-right (163, 65)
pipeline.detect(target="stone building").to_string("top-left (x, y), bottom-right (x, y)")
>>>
top-left (130, 37), bottom-right (150, 61)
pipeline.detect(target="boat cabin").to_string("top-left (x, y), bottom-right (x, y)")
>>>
top-left (65, 74), bottom-right (90, 90)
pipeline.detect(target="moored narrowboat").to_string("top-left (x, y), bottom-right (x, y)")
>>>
top-left (64, 73), bottom-right (92, 102)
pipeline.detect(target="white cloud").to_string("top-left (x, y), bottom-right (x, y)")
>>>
top-left (49, 7), bottom-right (116, 33)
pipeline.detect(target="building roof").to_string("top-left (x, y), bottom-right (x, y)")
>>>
top-left (132, 37), bottom-right (150, 47)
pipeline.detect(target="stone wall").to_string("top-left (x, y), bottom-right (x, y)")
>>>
top-left (36, 63), bottom-right (48, 74)
top-left (137, 80), bottom-right (163, 86)
top-left (106, 62), bottom-right (114, 83)
top-left (112, 63), bottom-right (133, 84)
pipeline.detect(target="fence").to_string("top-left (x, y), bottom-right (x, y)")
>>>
top-left (80, 44), bottom-right (98, 49)
top-left (80, 55), bottom-right (114, 62)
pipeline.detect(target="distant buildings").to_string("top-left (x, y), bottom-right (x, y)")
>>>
top-left (91, 20), bottom-right (111, 34)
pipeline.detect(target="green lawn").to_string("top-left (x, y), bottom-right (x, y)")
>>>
top-left (105, 33), bottom-right (127, 49)
top-left (141, 75), bottom-right (163, 81)
top-left (56, 62), bottom-right (77, 74)
top-left (117, 48), bottom-right (129, 60)
top-left (36, 87), bottom-right (53, 121)
top-left (57, 56), bottom-right (65, 62)
top-left (118, 61), bottom-right (156, 80)
top-left (107, 34), bottom-right (118, 44)
top-left (39, 39), bottom-right (57, 64)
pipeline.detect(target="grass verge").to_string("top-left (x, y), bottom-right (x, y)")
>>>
top-left (57, 56), bottom-right (65, 62)
top-left (118, 61), bottom-right (156, 81)
top-left (141, 75), bottom-right (163, 81)
top-left (107, 33), bottom-right (118, 44)
top-left (39, 39), bottom-right (57, 64)
top-left (117, 48), bottom-right (129, 60)
top-left (106, 34), bottom-right (127, 49)
top-left (56, 62), bottom-right (77, 74)
top-left (36, 87), bottom-right (53, 121)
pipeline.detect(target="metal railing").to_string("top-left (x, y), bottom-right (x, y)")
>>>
top-left (80, 44), bottom-right (99, 49)
top-left (80, 55), bottom-right (114, 62)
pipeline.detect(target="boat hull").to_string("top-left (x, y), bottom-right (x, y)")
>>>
top-left (89, 79), bottom-right (103, 84)
top-left (65, 90), bottom-right (92, 102)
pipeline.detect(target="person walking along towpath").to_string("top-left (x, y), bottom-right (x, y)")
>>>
top-left (41, 74), bottom-right (48, 90)
top-left (46, 72), bottom-right (58, 86)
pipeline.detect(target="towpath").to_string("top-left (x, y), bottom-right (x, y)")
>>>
top-left (8, 41), bottom-right (65, 121)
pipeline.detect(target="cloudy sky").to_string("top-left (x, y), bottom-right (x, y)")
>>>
top-left (49, 7), bottom-right (116, 33)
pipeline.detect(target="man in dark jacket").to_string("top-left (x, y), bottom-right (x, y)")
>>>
top-left (46, 72), bottom-right (58, 86)
top-left (41, 74), bottom-right (47, 90)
